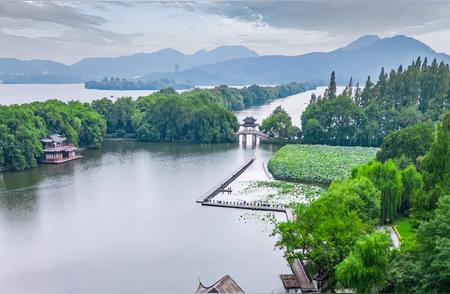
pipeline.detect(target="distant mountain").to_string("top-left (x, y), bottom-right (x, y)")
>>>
top-left (0, 45), bottom-right (258, 83)
top-left (1, 36), bottom-right (449, 85)
top-left (160, 35), bottom-right (450, 85)
top-left (0, 58), bottom-right (81, 83)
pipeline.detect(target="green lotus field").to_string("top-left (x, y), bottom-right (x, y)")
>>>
top-left (268, 144), bottom-right (379, 184)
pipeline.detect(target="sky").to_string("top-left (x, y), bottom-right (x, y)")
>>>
top-left (1, 0), bottom-right (450, 64)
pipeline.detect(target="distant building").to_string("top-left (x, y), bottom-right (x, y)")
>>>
top-left (196, 275), bottom-right (245, 293)
top-left (41, 134), bottom-right (82, 164)
top-left (240, 116), bottom-right (259, 130)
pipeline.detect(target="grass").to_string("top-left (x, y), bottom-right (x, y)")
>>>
top-left (395, 218), bottom-right (414, 242)
top-left (268, 144), bottom-right (378, 184)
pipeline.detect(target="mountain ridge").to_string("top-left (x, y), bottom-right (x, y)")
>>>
top-left (160, 35), bottom-right (450, 85)
top-left (1, 35), bottom-right (449, 85)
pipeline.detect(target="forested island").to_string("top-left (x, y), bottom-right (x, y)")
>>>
top-left (85, 77), bottom-right (192, 90)
top-left (0, 82), bottom-right (311, 171)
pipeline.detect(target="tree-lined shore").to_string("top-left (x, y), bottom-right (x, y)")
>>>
top-left (0, 82), bottom-right (311, 171)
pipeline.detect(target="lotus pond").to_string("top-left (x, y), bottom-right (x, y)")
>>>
top-left (268, 144), bottom-right (379, 184)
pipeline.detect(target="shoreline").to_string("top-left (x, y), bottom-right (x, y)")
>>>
top-left (196, 157), bottom-right (319, 292)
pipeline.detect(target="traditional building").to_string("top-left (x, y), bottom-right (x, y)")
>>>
top-left (41, 134), bottom-right (82, 164)
top-left (240, 116), bottom-right (259, 130)
top-left (237, 116), bottom-right (268, 146)
top-left (196, 275), bottom-right (245, 293)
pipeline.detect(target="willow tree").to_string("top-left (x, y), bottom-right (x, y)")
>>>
top-left (336, 231), bottom-right (391, 293)
top-left (421, 111), bottom-right (450, 209)
top-left (401, 164), bottom-right (424, 214)
top-left (352, 160), bottom-right (403, 224)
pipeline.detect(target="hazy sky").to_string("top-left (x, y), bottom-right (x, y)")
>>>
top-left (1, 0), bottom-right (450, 64)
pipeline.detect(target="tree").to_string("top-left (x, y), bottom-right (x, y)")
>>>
top-left (336, 231), bottom-right (391, 293)
top-left (415, 195), bottom-right (450, 292)
top-left (421, 111), bottom-right (450, 209)
top-left (275, 179), bottom-right (372, 288)
top-left (301, 96), bottom-right (369, 146)
top-left (376, 122), bottom-right (433, 166)
top-left (401, 164), bottom-right (423, 214)
top-left (301, 59), bottom-right (450, 147)
top-left (389, 195), bottom-right (450, 292)
top-left (352, 160), bottom-right (403, 224)
top-left (328, 71), bottom-right (337, 99)
top-left (260, 106), bottom-right (296, 140)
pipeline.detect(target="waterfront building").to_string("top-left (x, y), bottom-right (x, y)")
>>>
top-left (41, 134), bottom-right (82, 163)
top-left (237, 116), bottom-right (268, 145)
top-left (241, 116), bottom-right (259, 130)
top-left (196, 275), bottom-right (245, 293)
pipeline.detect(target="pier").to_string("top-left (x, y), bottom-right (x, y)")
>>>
top-left (197, 158), bottom-right (318, 293)
top-left (196, 158), bottom-right (256, 203)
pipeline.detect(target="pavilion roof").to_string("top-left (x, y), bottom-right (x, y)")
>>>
top-left (196, 275), bottom-right (245, 293)
top-left (41, 134), bottom-right (67, 144)
top-left (243, 116), bottom-right (257, 123)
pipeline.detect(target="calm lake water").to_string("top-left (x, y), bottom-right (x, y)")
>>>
top-left (0, 85), bottom-right (328, 292)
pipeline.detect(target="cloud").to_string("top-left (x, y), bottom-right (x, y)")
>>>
top-left (0, 1), bottom-right (106, 30)
top-left (0, 1), bottom-right (141, 62)
top-left (194, 1), bottom-right (450, 36)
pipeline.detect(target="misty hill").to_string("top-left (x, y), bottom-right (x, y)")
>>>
top-left (0, 58), bottom-right (80, 84)
top-left (158, 35), bottom-right (450, 85)
top-left (1, 35), bottom-right (449, 85)
top-left (0, 46), bottom-right (258, 83)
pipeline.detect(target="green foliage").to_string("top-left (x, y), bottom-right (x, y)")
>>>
top-left (389, 195), bottom-right (450, 292)
top-left (394, 218), bottom-right (416, 249)
top-left (260, 106), bottom-right (298, 140)
top-left (0, 100), bottom-right (106, 171)
top-left (208, 82), bottom-right (312, 110)
top-left (302, 59), bottom-right (450, 147)
top-left (274, 178), bottom-right (374, 286)
top-left (131, 91), bottom-right (239, 143)
top-left (336, 231), bottom-right (391, 293)
top-left (328, 177), bottom-right (381, 224)
top-left (352, 160), bottom-right (403, 224)
top-left (0, 106), bottom-right (45, 170)
top-left (268, 144), bottom-right (378, 183)
top-left (302, 96), bottom-right (369, 146)
top-left (377, 122), bottom-right (434, 166)
top-left (421, 111), bottom-right (450, 209)
top-left (91, 83), bottom-right (312, 141)
top-left (92, 97), bottom-right (135, 134)
top-left (401, 164), bottom-right (424, 214)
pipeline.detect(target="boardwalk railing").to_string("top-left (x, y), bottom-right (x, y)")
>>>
top-left (202, 199), bottom-right (287, 212)
top-left (196, 158), bottom-right (256, 203)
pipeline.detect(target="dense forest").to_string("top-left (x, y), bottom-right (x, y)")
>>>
top-left (0, 100), bottom-right (106, 171)
top-left (275, 111), bottom-right (450, 292)
top-left (1, 83), bottom-right (311, 171)
top-left (302, 58), bottom-right (450, 146)
top-left (94, 89), bottom-right (240, 143)
top-left (91, 82), bottom-right (312, 137)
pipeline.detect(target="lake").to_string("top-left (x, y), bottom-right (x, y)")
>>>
top-left (0, 85), bottom-right (327, 292)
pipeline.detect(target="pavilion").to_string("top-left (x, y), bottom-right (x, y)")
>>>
top-left (41, 134), bottom-right (82, 164)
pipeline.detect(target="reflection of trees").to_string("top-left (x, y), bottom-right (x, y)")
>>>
top-left (0, 189), bottom-right (39, 219)
top-left (0, 160), bottom-right (77, 220)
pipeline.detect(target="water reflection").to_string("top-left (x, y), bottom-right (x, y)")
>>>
top-left (0, 88), bottom-right (325, 292)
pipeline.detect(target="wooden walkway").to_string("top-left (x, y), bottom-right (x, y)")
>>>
top-left (196, 158), bottom-right (256, 203)
top-left (202, 200), bottom-right (287, 213)
top-left (197, 159), bottom-right (318, 293)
